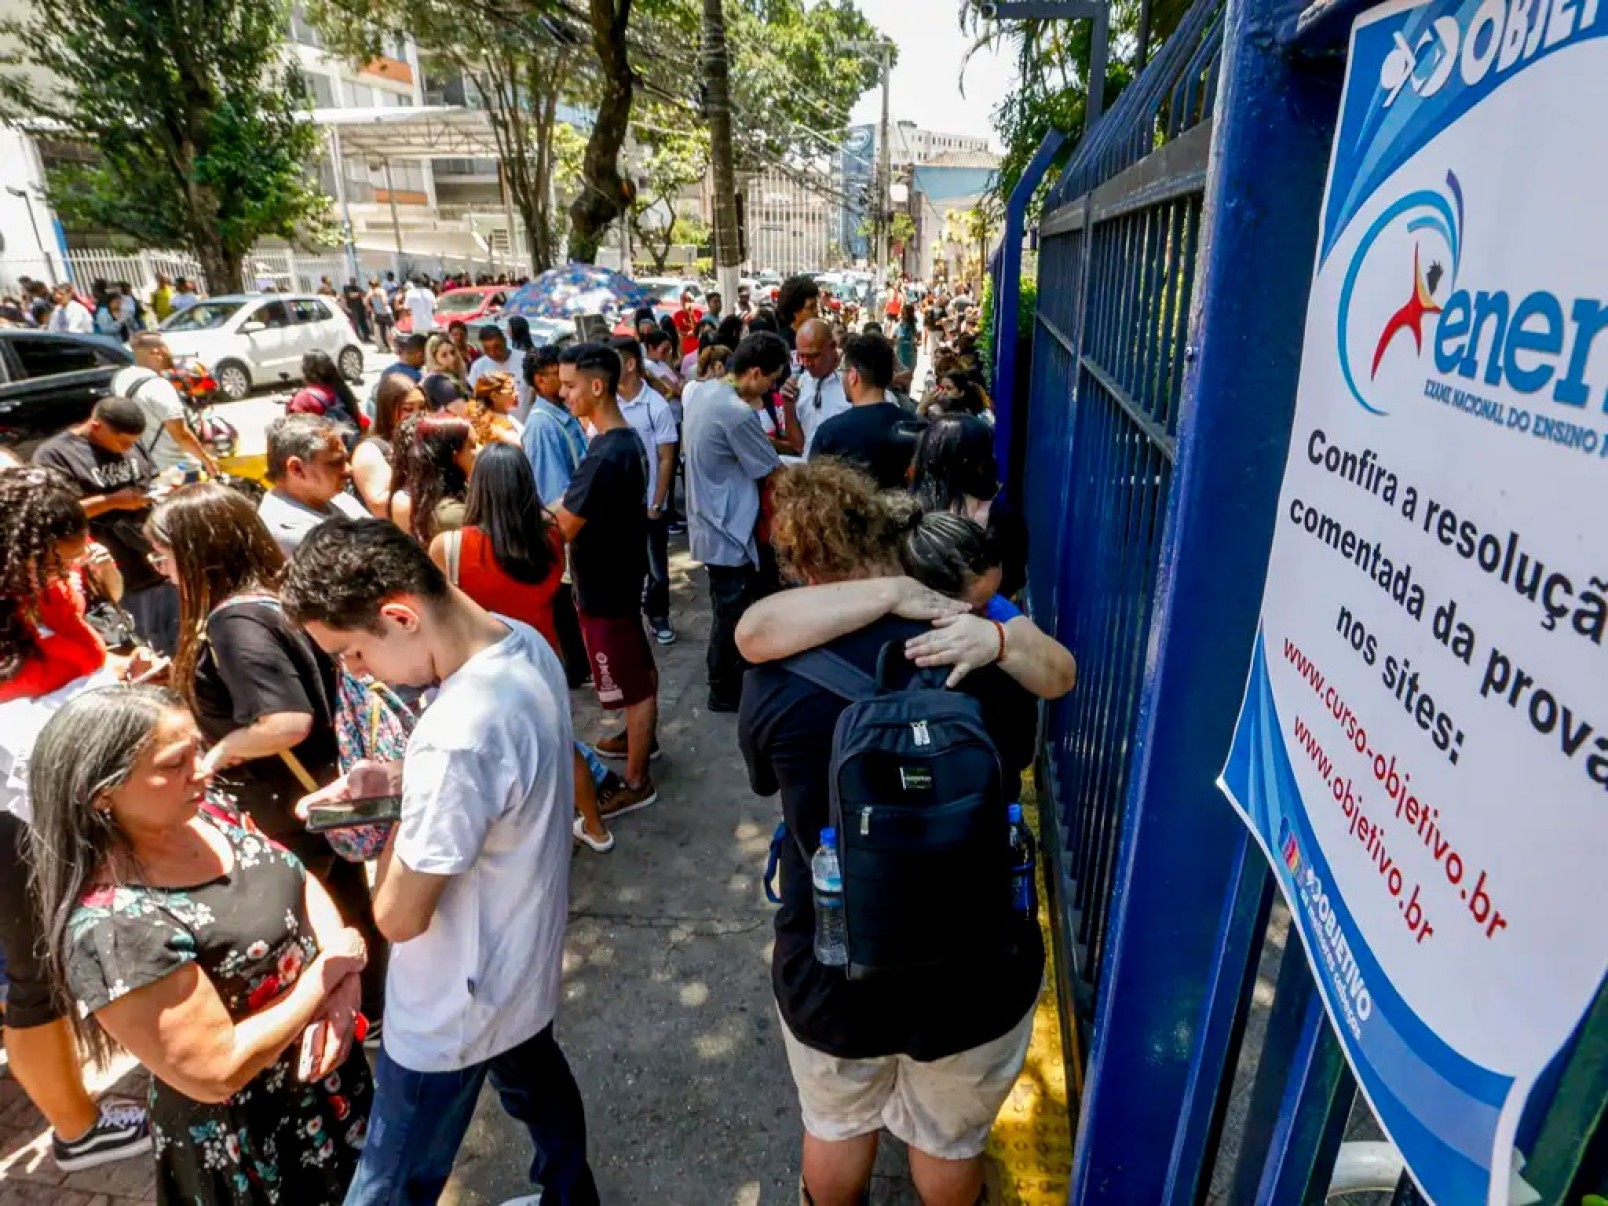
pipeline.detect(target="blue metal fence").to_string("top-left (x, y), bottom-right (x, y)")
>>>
top-left (1002, 0), bottom-right (1608, 1199)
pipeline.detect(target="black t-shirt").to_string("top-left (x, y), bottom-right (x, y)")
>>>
top-left (192, 598), bottom-right (341, 858)
top-left (739, 615), bottom-right (1044, 1061)
top-left (564, 426), bottom-right (649, 617)
top-left (810, 401), bottom-right (923, 490)
top-left (32, 430), bottom-right (163, 594)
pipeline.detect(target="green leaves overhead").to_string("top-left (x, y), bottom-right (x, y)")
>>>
top-left (0, 0), bottom-right (330, 292)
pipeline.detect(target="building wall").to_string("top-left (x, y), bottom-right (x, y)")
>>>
top-left (742, 166), bottom-right (838, 275)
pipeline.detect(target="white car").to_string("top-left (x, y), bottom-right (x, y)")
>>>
top-left (635, 277), bottom-right (706, 310)
top-left (160, 293), bottom-right (365, 400)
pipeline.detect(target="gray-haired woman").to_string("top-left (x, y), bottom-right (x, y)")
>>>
top-left (28, 685), bottom-right (373, 1204)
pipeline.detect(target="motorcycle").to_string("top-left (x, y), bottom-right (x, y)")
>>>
top-left (166, 357), bottom-right (238, 461)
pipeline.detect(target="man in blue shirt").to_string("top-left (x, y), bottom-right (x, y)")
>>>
top-left (522, 345), bottom-right (593, 687)
top-left (521, 346), bottom-right (588, 505)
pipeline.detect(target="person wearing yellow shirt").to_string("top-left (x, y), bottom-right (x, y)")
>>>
top-left (149, 273), bottom-right (174, 323)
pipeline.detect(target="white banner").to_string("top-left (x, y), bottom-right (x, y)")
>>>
top-left (1219, 0), bottom-right (1608, 1201)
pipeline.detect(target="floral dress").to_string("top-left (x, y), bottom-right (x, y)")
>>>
top-left (66, 815), bottom-right (371, 1205)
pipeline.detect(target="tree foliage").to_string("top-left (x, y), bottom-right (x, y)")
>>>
top-left (628, 97), bottom-right (712, 273)
top-left (956, 0), bottom-right (1204, 221)
top-left (308, 0), bottom-right (582, 272)
top-left (0, 0), bottom-right (330, 293)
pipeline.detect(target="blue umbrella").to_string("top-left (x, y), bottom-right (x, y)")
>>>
top-left (502, 263), bottom-right (655, 319)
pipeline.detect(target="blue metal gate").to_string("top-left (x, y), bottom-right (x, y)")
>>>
top-left (1001, 0), bottom-right (1608, 1198)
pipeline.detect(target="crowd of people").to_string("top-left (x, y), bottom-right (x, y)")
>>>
top-left (0, 269), bottom-right (1070, 1206)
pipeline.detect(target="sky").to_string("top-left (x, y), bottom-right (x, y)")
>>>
top-left (843, 0), bottom-right (1018, 148)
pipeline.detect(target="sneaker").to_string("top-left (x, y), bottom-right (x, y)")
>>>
top-left (667, 520), bottom-right (687, 536)
top-left (650, 619), bottom-right (676, 646)
top-left (598, 775), bottom-right (658, 820)
top-left (53, 1099), bottom-right (152, 1172)
top-left (361, 1017), bottom-right (383, 1051)
top-left (572, 814), bottom-right (616, 853)
top-left (594, 734), bottom-right (661, 761)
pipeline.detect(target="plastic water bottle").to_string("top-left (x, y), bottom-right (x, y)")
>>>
top-left (1007, 804), bottom-right (1037, 922)
top-left (812, 827), bottom-right (848, 967)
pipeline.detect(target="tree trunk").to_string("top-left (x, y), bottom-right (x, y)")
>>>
top-left (198, 227), bottom-right (245, 295)
top-left (568, 0), bottom-right (636, 263)
top-left (701, 0), bottom-right (741, 303)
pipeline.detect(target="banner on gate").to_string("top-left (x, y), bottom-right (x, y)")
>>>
top-left (1218, 0), bottom-right (1608, 1201)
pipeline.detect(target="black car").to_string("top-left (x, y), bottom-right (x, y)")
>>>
top-left (0, 328), bottom-right (133, 455)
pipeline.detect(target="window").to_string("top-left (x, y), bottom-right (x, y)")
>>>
top-left (291, 299), bottom-right (334, 324)
top-left (289, 4), bottom-right (323, 47)
top-left (305, 72), bottom-right (336, 109)
top-left (10, 337), bottom-right (99, 379)
top-left (251, 301), bottom-right (292, 329)
top-left (348, 82), bottom-right (376, 109)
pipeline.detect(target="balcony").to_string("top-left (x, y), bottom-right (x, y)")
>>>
top-left (361, 56), bottom-right (414, 86)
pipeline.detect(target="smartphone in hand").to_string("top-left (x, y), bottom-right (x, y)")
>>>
top-left (304, 795), bottom-right (403, 832)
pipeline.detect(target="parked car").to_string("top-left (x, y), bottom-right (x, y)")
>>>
top-left (611, 277), bottom-right (706, 336)
top-left (0, 329), bottom-right (132, 455)
top-left (160, 293), bottom-right (365, 400)
top-left (397, 284), bottom-right (511, 335)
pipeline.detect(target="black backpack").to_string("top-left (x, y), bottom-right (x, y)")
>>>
top-left (774, 645), bottom-right (1014, 981)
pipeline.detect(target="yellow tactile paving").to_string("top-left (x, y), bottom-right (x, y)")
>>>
top-left (986, 787), bottom-right (1077, 1205)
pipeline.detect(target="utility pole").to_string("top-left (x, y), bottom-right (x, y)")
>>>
top-left (702, 0), bottom-right (742, 305)
top-left (876, 41), bottom-right (892, 287)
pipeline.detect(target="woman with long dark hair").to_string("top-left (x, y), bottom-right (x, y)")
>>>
top-left (350, 373), bottom-right (426, 518)
top-left (507, 314), bottom-right (535, 353)
top-left (388, 415), bottom-right (476, 543)
top-left (287, 350), bottom-right (363, 431)
top-left (910, 413), bottom-right (1027, 597)
top-left (28, 685), bottom-right (371, 1204)
top-left (426, 444), bottom-right (618, 852)
top-left (0, 467), bottom-right (153, 1174)
top-left (446, 319), bottom-right (481, 371)
top-left (146, 483), bottom-right (387, 1022)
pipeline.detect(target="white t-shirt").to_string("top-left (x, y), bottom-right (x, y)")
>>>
top-left (798, 370), bottom-right (852, 456)
top-left (467, 348), bottom-right (530, 412)
top-left (617, 381), bottom-right (679, 507)
top-left (402, 286), bottom-right (437, 334)
top-left (1, 668), bottom-right (120, 823)
top-left (386, 619), bottom-right (574, 1073)
top-left (113, 367), bottom-right (188, 471)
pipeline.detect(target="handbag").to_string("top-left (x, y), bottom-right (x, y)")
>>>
top-left (78, 569), bottom-right (139, 653)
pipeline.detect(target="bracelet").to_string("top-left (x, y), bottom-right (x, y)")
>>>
top-left (991, 618), bottom-right (1007, 665)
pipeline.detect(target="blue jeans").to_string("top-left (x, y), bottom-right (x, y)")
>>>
top-left (344, 1023), bottom-right (599, 1206)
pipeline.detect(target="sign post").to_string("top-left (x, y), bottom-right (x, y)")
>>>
top-left (1219, 0), bottom-right (1608, 1201)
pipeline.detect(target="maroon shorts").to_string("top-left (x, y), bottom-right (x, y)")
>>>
top-left (578, 611), bottom-right (658, 709)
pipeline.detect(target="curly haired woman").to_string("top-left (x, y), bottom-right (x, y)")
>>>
top-left (0, 467), bottom-right (156, 1173)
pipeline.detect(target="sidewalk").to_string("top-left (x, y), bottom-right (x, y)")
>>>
top-left (0, 542), bottom-right (1073, 1205)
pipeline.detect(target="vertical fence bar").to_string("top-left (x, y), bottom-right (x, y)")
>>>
top-left (1242, 933), bottom-right (1357, 1206)
top-left (1066, 0), bottom-right (1346, 1195)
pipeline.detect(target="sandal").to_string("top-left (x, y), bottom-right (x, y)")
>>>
top-left (572, 815), bottom-right (615, 853)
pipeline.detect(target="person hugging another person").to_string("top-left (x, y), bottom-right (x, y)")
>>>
top-left (736, 460), bottom-right (1060, 1206)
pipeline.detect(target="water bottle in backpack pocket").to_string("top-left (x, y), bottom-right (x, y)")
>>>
top-left (812, 828), bottom-right (848, 966)
top-left (783, 646), bottom-right (1016, 981)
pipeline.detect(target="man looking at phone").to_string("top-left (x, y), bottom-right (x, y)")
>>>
top-left (32, 396), bottom-right (179, 654)
top-left (283, 519), bottom-right (599, 1206)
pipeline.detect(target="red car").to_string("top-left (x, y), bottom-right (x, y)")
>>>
top-left (397, 285), bottom-right (509, 335)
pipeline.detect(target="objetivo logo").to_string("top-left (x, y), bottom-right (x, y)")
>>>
top-left (1335, 171), bottom-right (1464, 416)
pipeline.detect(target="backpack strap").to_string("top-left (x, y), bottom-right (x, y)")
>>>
top-left (444, 528), bottom-right (462, 586)
top-left (781, 649), bottom-right (880, 702)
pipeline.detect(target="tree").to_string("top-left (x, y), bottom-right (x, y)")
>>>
top-left (701, 0), bottom-right (741, 301)
top-left (0, 0), bottom-right (330, 293)
top-left (569, 0), bottom-right (639, 262)
top-left (626, 96), bottom-right (711, 273)
top-left (957, 0), bottom-right (1190, 222)
top-left (310, 0), bottom-right (580, 273)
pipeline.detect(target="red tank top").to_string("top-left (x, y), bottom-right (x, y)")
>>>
top-left (454, 526), bottom-right (564, 654)
top-left (0, 575), bottom-right (106, 703)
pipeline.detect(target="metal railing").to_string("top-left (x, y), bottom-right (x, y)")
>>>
top-left (1008, 0), bottom-right (1608, 1200)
